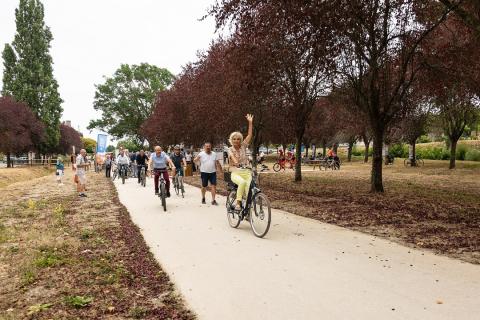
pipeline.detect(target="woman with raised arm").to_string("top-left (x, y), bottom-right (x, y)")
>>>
top-left (228, 114), bottom-right (254, 211)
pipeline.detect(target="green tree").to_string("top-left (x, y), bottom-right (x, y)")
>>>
top-left (106, 145), bottom-right (115, 153)
top-left (81, 137), bottom-right (96, 154)
top-left (1, 0), bottom-right (63, 154)
top-left (88, 63), bottom-right (174, 145)
top-left (116, 137), bottom-right (144, 152)
top-left (1, 44), bottom-right (17, 96)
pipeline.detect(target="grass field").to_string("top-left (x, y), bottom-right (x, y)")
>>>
top-left (0, 167), bottom-right (53, 189)
top-left (0, 169), bottom-right (194, 319)
top-left (186, 159), bottom-right (480, 264)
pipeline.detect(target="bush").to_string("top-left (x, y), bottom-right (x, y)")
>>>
top-left (465, 150), bottom-right (480, 161)
top-left (389, 143), bottom-right (408, 158)
top-left (418, 135), bottom-right (431, 143)
top-left (456, 144), bottom-right (468, 160)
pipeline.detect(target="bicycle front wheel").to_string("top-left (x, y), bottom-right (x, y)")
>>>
top-left (226, 190), bottom-right (241, 228)
top-left (160, 182), bottom-right (167, 211)
top-left (250, 192), bottom-right (271, 238)
top-left (174, 176), bottom-right (179, 195)
top-left (179, 176), bottom-right (185, 198)
top-left (273, 163), bottom-right (281, 172)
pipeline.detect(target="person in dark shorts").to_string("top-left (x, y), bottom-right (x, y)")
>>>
top-left (194, 142), bottom-right (222, 205)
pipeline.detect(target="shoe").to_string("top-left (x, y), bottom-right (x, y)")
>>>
top-left (202, 198), bottom-right (206, 204)
top-left (80, 193), bottom-right (87, 197)
top-left (155, 191), bottom-right (159, 195)
top-left (212, 200), bottom-right (218, 205)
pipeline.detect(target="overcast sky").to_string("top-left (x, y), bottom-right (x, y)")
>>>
top-left (0, 0), bottom-right (217, 142)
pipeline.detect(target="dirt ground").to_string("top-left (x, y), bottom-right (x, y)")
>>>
top-left (185, 159), bottom-right (480, 264)
top-left (0, 168), bottom-right (194, 319)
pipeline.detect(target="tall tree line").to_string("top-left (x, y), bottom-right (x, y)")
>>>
top-left (1, 0), bottom-right (63, 154)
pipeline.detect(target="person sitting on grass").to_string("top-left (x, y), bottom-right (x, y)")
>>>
top-left (228, 114), bottom-right (254, 212)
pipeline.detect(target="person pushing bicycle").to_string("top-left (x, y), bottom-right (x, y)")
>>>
top-left (148, 146), bottom-right (175, 197)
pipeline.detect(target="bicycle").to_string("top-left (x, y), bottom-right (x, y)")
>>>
top-left (172, 167), bottom-right (185, 198)
top-left (138, 165), bottom-right (147, 187)
top-left (153, 169), bottom-right (167, 212)
top-left (225, 166), bottom-right (272, 238)
top-left (111, 164), bottom-right (118, 181)
top-left (119, 164), bottom-right (129, 184)
top-left (404, 155), bottom-right (424, 167)
top-left (272, 158), bottom-right (296, 172)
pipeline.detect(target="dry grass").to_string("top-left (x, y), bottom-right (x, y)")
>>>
top-left (0, 169), bottom-right (194, 319)
top-left (0, 167), bottom-right (53, 189)
top-left (186, 159), bottom-right (480, 264)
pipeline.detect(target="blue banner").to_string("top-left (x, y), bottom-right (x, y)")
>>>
top-left (96, 134), bottom-right (107, 153)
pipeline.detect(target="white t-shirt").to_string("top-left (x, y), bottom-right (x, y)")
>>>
top-left (76, 154), bottom-right (86, 175)
top-left (197, 151), bottom-right (217, 173)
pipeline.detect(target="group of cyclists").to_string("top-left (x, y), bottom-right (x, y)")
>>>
top-left (108, 145), bottom-right (187, 198)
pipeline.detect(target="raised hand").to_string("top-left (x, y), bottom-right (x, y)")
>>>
top-left (246, 114), bottom-right (254, 122)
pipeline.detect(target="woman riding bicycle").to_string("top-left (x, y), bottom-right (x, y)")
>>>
top-left (228, 114), bottom-right (254, 212)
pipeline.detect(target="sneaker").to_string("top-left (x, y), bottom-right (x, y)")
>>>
top-left (80, 193), bottom-right (87, 197)
top-left (212, 200), bottom-right (218, 205)
top-left (202, 198), bottom-right (206, 204)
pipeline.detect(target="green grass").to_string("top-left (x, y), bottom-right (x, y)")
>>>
top-left (34, 248), bottom-right (64, 268)
top-left (64, 295), bottom-right (93, 308)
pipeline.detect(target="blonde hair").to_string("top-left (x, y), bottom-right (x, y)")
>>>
top-left (229, 131), bottom-right (243, 146)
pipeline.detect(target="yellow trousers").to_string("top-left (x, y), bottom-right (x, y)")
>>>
top-left (231, 169), bottom-right (252, 202)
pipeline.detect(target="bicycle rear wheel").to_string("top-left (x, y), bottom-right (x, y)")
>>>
top-left (160, 182), bottom-right (167, 211)
top-left (226, 190), bottom-right (241, 228)
top-left (273, 163), bottom-right (281, 172)
top-left (250, 192), bottom-right (271, 238)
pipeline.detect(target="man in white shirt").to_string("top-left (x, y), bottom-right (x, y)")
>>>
top-left (116, 150), bottom-right (130, 178)
top-left (194, 142), bottom-right (222, 205)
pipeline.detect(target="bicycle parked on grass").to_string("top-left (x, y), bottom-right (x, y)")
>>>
top-left (404, 155), bottom-right (424, 167)
top-left (273, 157), bottom-right (296, 172)
top-left (138, 165), bottom-right (148, 187)
top-left (172, 167), bottom-right (185, 198)
top-left (225, 166), bottom-right (271, 238)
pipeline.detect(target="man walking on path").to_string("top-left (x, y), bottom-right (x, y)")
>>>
top-left (148, 146), bottom-right (176, 197)
top-left (194, 142), bottom-right (222, 205)
top-left (76, 149), bottom-right (90, 197)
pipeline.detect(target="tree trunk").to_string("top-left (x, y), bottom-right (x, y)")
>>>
top-left (449, 139), bottom-right (457, 169)
top-left (295, 136), bottom-right (303, 182)
top-left (410, 142), bottom-right (416, 167)
top-left (364, 139), bottom-right (370, 163)
top-left (371, 130), bottom-right (385, 192)
top-left (347, 141), bottom-right (354, 162)
top-left (333, 143), bottom-right (338, 154)
top-left (322, 142), bottom-right (327, 158)
top-left (6, 152), bottom-right (12, 168)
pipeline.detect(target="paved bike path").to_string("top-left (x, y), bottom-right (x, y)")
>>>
top-left (114, 177), bottom-right (480, 320)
